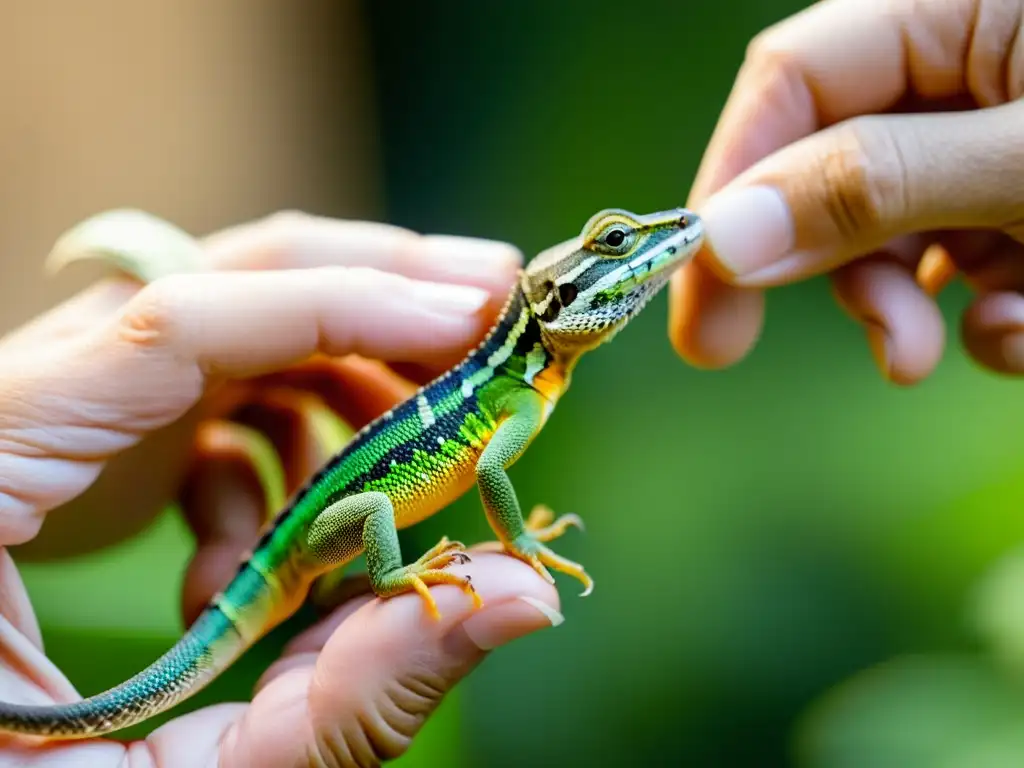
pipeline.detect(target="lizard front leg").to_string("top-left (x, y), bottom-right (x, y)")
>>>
top-left (476, 391), bottom-right (592, 595)
top-left (307, 491), bottom-right (481, 620)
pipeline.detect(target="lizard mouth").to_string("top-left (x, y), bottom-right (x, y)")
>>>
top-left (579, 212), bottom-right (705, 321)
top-left (622, 215), bottom-right (705, 291)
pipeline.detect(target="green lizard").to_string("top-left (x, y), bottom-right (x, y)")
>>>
top-left (0, 206), bottom-right (704, 739)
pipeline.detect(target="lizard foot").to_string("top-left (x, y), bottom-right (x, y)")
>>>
top-left (414, 535), bottom-right (474, 571)
top-left (504, 530), bottom-right (593, 597)
top-left (524, 504), bottom-right (585, 543)
top-left (378, 537), bottom-right (483, 620)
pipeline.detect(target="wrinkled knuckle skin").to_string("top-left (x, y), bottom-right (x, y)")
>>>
top-left (814, 118), bottom-right (908, 242)
top-left (117, 274), bottom-right (192, 348)
top-left (261, 209), bottom-right (314, 240)
top-left (743, 23), bottom-right (798, 78)
top-left (255, 209), bottom-right (315, 267)
top-left (314, 714), bottom-right (410, 768)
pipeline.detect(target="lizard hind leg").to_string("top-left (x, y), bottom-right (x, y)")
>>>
top-left (307, 492), bottom-right (481, 621)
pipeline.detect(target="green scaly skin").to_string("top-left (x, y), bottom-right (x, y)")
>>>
top-left (0, 207), bottom-right (705, 738)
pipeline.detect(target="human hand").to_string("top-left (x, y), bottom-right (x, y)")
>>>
top-left (0, 211), bottom-right (563, 766)
top-left (670, 0), bottom-right (1024, 383)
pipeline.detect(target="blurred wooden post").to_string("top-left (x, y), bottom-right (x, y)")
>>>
top-left (0, 0), bottom-right (381, 333)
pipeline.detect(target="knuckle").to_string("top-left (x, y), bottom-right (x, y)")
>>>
top-left (261, 208), bottom-right (313, 237)
top-left (813, 117), bottom-right (909, 240)
top-left (118, 274), bottom-right (192, 348)
top-left (254, 209), bottom-right (315, 267)
top-left (391, 229), bottom-right (428, 272)
top-left (743, 24), bottom-right (798, 75)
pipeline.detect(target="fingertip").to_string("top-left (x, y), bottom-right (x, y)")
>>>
top-left (459, 550), bottom-right (563, 614)
top-left (962, 292), bottom-right (1024, 374)
top-left (696, 185), bottom-right (795, 282)
top-left (420, 234), bottom-right (523, 299)
top-left (668, 261), bottom-right (764, 368)
top-left (832, 259), bottom-right (945, 386)
top-left (459, 593), bottom-right (564, 651)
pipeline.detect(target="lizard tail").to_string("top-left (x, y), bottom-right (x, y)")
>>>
top-left (0, 591), bottom-right (252, 738)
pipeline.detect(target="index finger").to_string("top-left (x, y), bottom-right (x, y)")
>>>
top-left (15, 210), bottom-right (522, 353)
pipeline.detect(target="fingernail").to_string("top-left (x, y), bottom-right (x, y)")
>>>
top-left (424, 236), bottom-right (523, 281)
top-left (461, 596), bottom-right (564, 651)
top-left (866, 321), bottom-right (891, 379)
top-left (409, 280), bottom-right (491, 315)
top-left (700, 185), bottom-right (794, 279)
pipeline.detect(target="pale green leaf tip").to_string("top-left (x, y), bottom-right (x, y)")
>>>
top-left (44, 208), bottom-right (204, 282)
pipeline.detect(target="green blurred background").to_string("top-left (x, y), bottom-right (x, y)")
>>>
top-left (10, 1), bottom-right (1024, 765)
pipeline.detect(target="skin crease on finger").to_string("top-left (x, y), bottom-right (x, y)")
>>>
top-left (669, 0), bottom-right (1024, 380)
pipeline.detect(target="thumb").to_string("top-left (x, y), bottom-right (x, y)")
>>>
top-left (216, 552), bottom-right (562, 768)
top-left (696, 100), bottom-right (1024, 287)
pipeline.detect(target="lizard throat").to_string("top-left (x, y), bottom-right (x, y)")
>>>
top-left (457, 286), bottom-right (565, 401)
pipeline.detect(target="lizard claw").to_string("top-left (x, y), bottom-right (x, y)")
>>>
top-left (380, 535), bottom-right (482, 620)
top-left (504, 534), bottom-right (593, 596)
top-left (525, 505), bottom-right (585, 542)
top-left (412, 536), bottom-right (472, 571)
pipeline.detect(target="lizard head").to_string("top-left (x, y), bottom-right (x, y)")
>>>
top-left (522, 207), bottom-right (704, 355)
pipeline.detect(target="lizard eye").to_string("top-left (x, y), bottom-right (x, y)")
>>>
top-left (603, 228), bottom-right (626, 248)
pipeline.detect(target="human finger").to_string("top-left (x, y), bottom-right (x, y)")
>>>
top-left (201, 210), bottom-right (522, 301)
top-left (831, 256), bottom-right (946, 385)
top-left (671, 0), bottom-right (1024, 366)
top-left (213, 552), bottom-right (562, 768)
top-left (700, 101), bottom-right (1024, 287)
